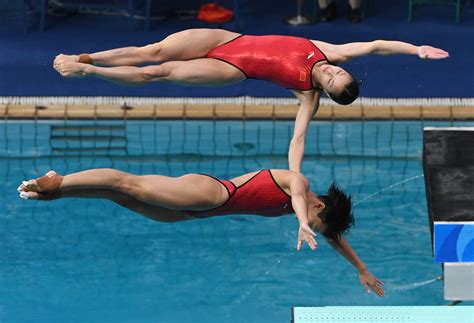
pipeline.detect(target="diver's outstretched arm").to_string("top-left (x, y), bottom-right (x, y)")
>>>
top-left (289, 90), bottom-right (321, 173)
top-left (320, 40), bottom-right (449, 63)
top-left (288, 171), bottom-right (318, 251)
top-left (324, 236), bottom-right (385, 297)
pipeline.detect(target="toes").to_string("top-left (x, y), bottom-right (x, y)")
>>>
top-left (24, 179), bottom-right (40, 192)
top-left (46, 170), bottom-right (57, 177)
top-left (19, 191), bottom-right (29, 199)
top-left (19, 191), bottom-right (39, 200)
top-left (20, 181), bottom-right (32, 192)
top-left (19, 171), bottom-right (59, 194)
top-left (18, 183), bottom-right (31, 192)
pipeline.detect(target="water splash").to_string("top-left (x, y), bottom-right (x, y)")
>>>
top-left (353, 174), bottom-right (424, 206)
top-left (389, 278), bottom-right (439, 292)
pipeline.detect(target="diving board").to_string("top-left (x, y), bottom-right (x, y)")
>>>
top-left (292, 306), bottom-right (474, 323)
top-left (423, 127), bottom-right (474, 301)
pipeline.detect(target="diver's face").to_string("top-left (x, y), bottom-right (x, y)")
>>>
top-left (308, 209), bottom-right (327, 234)
top-left (319, 64), bottom-right (352, 96)
top-left (306, 192), bottom-right (327, 234)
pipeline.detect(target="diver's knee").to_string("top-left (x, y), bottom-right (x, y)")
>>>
top-left (115, 173), bottom-right (136, 193)
top-left (141, 43), bottom-right (162, 61)
top-left (142, 65), bottom-right (169, 81)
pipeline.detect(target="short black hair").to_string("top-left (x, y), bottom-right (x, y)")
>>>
top-left (316, 182), bottom-right (355, 241)
top-left (328, 74), bottom-right (360, 105)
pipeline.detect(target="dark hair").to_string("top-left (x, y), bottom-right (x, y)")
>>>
top-left (327, 74), bottom-right (360, 105)
top-left (317, 182), bottom-right (355, 241)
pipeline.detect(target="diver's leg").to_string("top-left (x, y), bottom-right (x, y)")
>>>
top-left (20, 169), bottom-right (227, 211)
top-left (60, 188), bottom-right (193, 222)
top-left (155, 58), bottom-right (246, 86)
top-left (54, 28), bottom-right (240, 67)
top-left (55, 58), bottom-right (246, 86)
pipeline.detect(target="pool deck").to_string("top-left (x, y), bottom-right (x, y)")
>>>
top-left (1, 100), bottom-right (473, 120)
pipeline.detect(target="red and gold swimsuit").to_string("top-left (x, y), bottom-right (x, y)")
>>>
top-left (185, 170), bottom-right (294, 218)
top-left (206, 35), bottom-right (328, 90)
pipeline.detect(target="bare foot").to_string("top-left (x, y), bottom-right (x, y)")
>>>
top-left (53, 61), bottom-right (88, 78)
top-left (54, 53), bottom-right (79, 65)
top-left (18, 171), bottom-right (62, 200)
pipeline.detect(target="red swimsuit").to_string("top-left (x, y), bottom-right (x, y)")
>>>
top-left (185, 170), bottom-right (294, 218)
top-left (206, 35), bottom-right (328, 90)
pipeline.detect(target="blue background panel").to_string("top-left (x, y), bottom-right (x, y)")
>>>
top-left (434, 223), bottom-right (474, 263)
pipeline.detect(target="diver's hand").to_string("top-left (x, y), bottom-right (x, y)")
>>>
top-left (297, 223), bottom-right (318, 251)
top-left (359, 269), bottom-right (385, 297)
top-left (417, 46), bottom-right (449, 59)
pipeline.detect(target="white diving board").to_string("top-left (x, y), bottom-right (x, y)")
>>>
top-left (292, 306), bottom-right (474, 323)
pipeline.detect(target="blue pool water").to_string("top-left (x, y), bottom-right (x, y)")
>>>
top-left (0, 119), bottom-right (472, 322)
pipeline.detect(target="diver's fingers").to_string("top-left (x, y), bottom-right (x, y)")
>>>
top-left (297, 240), bottom-right (302, 251)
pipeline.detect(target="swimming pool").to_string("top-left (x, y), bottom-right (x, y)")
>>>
top-left (1, 119), bottom-right (472, 322)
